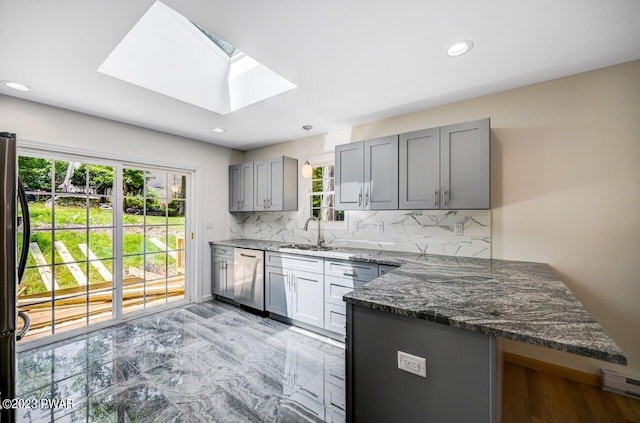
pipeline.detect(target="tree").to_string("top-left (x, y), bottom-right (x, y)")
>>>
top-left (18, 157), bottom-right (52, 191)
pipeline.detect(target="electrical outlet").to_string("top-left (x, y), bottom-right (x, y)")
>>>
top-left (397, 351), bottom-right (427, 378)
top-left (377, 222), bottom-right (384, 232)
top-left (453, 223), bottom-right (464, 236)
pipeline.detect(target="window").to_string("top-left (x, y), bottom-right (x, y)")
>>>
top-left (310, 164), bottom-right (344, 222)
top-left (17, 152), bottom-right (190, 343)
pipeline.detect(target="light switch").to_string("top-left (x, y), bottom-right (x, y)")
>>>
top-left (398, 351), bottom-right (427, 378)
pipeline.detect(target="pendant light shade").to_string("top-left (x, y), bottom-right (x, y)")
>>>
top-left (301, 124), bottom-right (313, 178)
top-left (301, 160), bottom-right (313, 178)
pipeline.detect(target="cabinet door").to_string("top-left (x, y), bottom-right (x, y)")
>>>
top-left (229, 165), bottom-right (242, 212)
top-left (267, 157), bottom-right (284, 211)
top-left (291, 270), bottom-right (324, 328)
top-left (212, 255), bottom-right (224, 295)
top-left (254, 160), bottom-right (268, 211)
top-left (399, 128), bottom-right (440, 209)
top-left (335, 142), bottom-right (364, 210)
top-left (224, 258), bottom-right (234, 299)
top-left (265, 266), bottom-right (292, 317)
top-left (440, 118), bottom-right (490, 209)
top-left (364, 135), bottom-right (398, 210)
top-left (240, 162), bottom-right (254, 211)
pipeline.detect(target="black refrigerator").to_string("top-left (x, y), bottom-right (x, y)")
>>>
top-left (0, 132), bottom-right (31, 423)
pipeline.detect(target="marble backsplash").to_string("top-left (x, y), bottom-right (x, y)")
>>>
top-left (230, 210), bottom-right (491, 258)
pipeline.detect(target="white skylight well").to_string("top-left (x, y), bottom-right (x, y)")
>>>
top-left (98, 1), bottom-right (296, 115)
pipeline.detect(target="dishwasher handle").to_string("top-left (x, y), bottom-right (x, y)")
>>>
top-left (240, 253), bottom-right (256, 258)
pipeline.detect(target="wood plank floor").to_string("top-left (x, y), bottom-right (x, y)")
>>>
top-left (503, 361), bottom-right (640, 423)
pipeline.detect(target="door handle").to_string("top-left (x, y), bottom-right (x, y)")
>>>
top-left (16, 311), bottom-right (30, 341)
top-left (17, 179), bottom-right (30, 282)
top-left (434, 190), bottom-right (439, 207)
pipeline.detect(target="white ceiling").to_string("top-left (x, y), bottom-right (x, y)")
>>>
top-left (1, 0), bottom-right (639, 150)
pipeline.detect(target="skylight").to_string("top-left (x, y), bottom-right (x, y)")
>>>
top-left (191, 22), bottom-right (238, 58)
top-left (97, 1), bottom-right (296, 115)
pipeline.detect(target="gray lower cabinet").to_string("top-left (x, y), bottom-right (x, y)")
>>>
top-left (324, 259), bottom-right (378, 336)
top-left (265, 252), bottom-right (324, 329)
top-left (399, 118), bottom-right (490, 210)
top-left (335, 136), bottom-right (398, 210)
top-left (211, 245), bottom-right (234, 299)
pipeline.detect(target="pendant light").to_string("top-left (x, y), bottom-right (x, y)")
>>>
top-left (301, 125), bottom-right (313, 178)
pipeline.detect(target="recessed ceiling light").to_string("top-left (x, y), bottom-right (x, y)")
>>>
top-left (213, 128), bottom-right (225, 134)
top-left (446, 40), bottom-right (474, 57)
top-left (2, 80), bottom-right (30, 91)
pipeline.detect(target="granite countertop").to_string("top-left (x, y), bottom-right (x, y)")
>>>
top-left (211, 239), bottom-right (627, 365)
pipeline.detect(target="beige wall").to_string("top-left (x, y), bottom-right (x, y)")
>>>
top-left (245, 60), bottom-right (640, 376)
top-left (0, 95), bottom-right (243, 302)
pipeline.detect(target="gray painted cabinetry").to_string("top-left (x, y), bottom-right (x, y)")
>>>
top-left (229, 156), bottom-right (297, 212)
top-left (265, 252), bottom-right (324, 328)
top-left (254, 156), bottom-right (298, 211)
top-left (210, 245), bottom-right (234, 299)
top-left (346, 304), bottom-right (497, 422)
top-left (324, 260), bottom-right (378, 336)
top-left (229, 162), bottom-right (254, 211)
top-left (399, 118), bottom-right (491, 210)
top-left (336, 118), bottom-right (490, 211)
top-left (335, 136), bottom-right (398, 210)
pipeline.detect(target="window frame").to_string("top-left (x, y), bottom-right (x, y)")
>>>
top-left (304, 153), bottom-right (348, 231)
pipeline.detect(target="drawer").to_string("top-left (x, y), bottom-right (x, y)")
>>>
top-left (324, 259), bottom-right (378, 282)
top-left (324, 382), bottom-right (346, 415)
top-left (324, 303), bottom-right (346, 335)
top-left (211, 245), bottom-right (234, 259)
top-left (265, 251), bottom-right (324, 274)
top-left (325, 275), bottom-right (366, 306)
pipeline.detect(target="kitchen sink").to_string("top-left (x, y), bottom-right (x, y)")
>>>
top-left (280, 243), bottom-right (335, 251)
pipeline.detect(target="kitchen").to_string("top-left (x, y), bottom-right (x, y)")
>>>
top-left (1, 1), bottom-right (640, 422)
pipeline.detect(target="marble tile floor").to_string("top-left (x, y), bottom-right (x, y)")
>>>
top-left (15, 301), bottom-right (346, 423)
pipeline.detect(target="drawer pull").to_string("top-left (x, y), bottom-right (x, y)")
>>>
top-left (343, 271), bottom-right (357, 277)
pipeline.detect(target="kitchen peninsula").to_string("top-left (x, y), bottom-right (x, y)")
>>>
top-left (211, 239), bottom-right (626, 422)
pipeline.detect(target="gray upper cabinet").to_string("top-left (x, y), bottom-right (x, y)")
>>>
top-left (229, 164), bottom-right (242, 212)
top-left (230, 156), bottom-right (297, 212)
top-left (399, 128), bottom-right (440, 209)
top-left (335, 136), bottom-right (398, 211)
top-left (397, 118), bottom-right (490, 210)
top-left (440, 118), bottom-right (490, 209)
top-left (335, 142), bottom-right (364, 210)
top-left (364, 136), bottom-right (399, 210)
top-left (229, 162), bottom-right (253, 212)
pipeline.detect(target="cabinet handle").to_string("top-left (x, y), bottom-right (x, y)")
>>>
top-left (365, 186), bottom-right (369, 207)
top-left (223, 259), bottom-right (227, 270)
top-left (293, 276), bottom-right (297, 294)
top-left (443, 190), bottom-right (448, 207)
top-left (343, 271), bottom-right (357, 277)
top-left (263, 199), bottom-right (266, 208)
top-left (358, 190), bottom-right (362, 206)
top-left (434, 190), bottom-right (439, 207)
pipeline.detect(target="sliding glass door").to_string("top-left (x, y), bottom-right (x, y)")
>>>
top-left (17, 153), bottom-right (190, 342)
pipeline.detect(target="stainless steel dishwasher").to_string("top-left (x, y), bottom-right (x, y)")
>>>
top-left (233, 248), bottom-right (264, 311)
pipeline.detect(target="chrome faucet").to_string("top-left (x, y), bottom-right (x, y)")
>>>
top-left (304, 216), bottom-right (325, 247)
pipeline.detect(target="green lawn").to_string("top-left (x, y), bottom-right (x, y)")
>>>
top-left (19, 202), bottom-right (185, 297)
